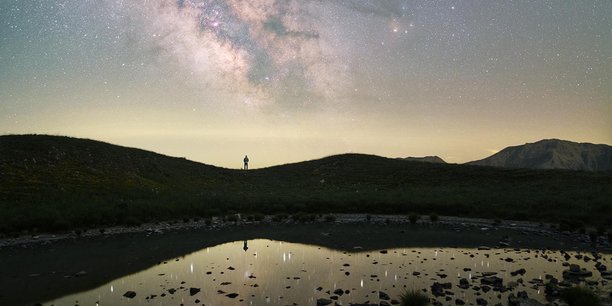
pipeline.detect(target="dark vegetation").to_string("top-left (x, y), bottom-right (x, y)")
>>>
top-left (399, 290), bottom-right (430, 306)
top-left (560, 287), bottom-right (601, 306)
top-left (1, 135), bottom-right (612, 234)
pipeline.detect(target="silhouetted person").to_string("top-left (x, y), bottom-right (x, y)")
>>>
top-left (243, 155), bottom-right (249, 170)
top-left (243, 240), bottom-right (248, 252)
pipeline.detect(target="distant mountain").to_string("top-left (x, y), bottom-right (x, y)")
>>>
top-left (398, 156), bottom-right (446, 164)
top-left (467, 139), bottom-right (612, 172)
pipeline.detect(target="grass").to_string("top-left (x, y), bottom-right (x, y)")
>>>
top-left (561, 287), bottom-right (601, 306)
top-left (1, 134), bottom-right (612, 234)
top-left (400, 290), bottom-right (430, 306)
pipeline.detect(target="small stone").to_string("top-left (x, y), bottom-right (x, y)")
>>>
top-left (123, 291), bottom-right (136, 299)
top-left (190, 288), bottom-right (200, 296)
top-left (379, 291), bottom-right (390, 300)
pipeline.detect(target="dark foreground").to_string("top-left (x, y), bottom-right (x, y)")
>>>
top-left (2, 135), bottom-right (612, 235)
top-left (0, 216), bottom-right (610, 306)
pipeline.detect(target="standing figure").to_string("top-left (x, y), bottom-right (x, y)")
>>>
top-left (243, 155), bottom-right (249, 170)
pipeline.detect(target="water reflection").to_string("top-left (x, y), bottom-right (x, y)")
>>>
top-left (44, 239), bottom-right (610, 306)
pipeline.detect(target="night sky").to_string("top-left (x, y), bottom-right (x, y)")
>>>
top-left (1, 1), bottom-right (611, 168)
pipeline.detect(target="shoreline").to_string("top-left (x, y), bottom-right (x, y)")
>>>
top-left (1, 215), bottom-right (611, 306)
top-left (2, 213), bottom-right (610, 252)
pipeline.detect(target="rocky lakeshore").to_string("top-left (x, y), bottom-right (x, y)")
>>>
top-left (0, 214), bottom-right (611, 306)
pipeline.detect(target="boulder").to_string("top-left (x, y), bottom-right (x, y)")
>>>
top-left (481, 276), bottom-right (503, 287)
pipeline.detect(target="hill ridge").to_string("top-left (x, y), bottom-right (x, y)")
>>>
top-left (1, 134), bottom-right (611, 233)
top-left (467, 139), bottom-right (612, 172)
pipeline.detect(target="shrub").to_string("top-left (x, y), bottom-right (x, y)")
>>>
top-left (559, 219), bottom-right (584, 232)
top-left (124, 216), bottom-right (142, 227)
top-left (588, 230), bottom-right (598, 243)
top-left (429, 213), bottom-right (439, 222)
top-left (561, 287), bottom-right (601, 306)
top-left (225, 214), bottom-right (239, 222)
top-left (493, 219), bottom-right (502, 226)
top-left (324, 214), bottom-right (336, 222)
top-left (252, 213), bottom-right (265, 221)
top-left (292, 213), bottom-right (316, 223)
top-left (272, 213), bottom-right (288, 222)
top-left (51, 218), bottom-right (72, 231)
top-left (400, 290), bottom-right (430, 306)
top-left (366, 214), bottom-right (372, 222)
top-left (408, 214), bottom-right (420, 224)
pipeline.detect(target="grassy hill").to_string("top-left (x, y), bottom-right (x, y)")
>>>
top-left (1, 134), bottom-right (611, 234)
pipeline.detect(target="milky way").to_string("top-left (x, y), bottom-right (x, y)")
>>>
top-left (1, 0), bottom-right (611, 167)
top-left (144, 0), bottom-right (351, 107)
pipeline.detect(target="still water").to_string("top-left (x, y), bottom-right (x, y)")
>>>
top-left (45, 239), bottom-right (610, 305)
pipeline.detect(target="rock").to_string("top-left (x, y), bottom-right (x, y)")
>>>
top-left (481, 276), bottom-right (503, 287)
top-left (482, 272), bottom-right (497, 277)
top-left (190, 288), bottom-right (200, 296)
top-left (317, 298), bottom-right (333, 305)
top-left (507, 293), bottom-right (544, 306)
top-left (569, 264), bottom-right (580, 273)
top-left (380, 301), bottom-right (390, 306)
top-left (476, 298), bottom-right (488, 305)
top-left (455, 298), bottom-right (465, 305)
top-left (562, 268), bottom-right (593, 279)
top-left (226, 293), bottom-right (239, 298)
top-left (511, 268), bottom-right (526, 276)
top-left (168, 288), bottom-right (176, 294)
top-left (334, 289), bottom-right (344, 296)
top-left (431, 282), bottom-right (451, 297)
top-left (123, 291), bottom-right (136, 299)
top-left (458, 278), bottom-right (470, 289)
top-left (379, 291), bottom-right (390, 300)
top-left (75, 271), bottom-right (87, 277)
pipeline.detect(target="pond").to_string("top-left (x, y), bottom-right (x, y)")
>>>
top-left (42, 238), bottom-right (610, 306)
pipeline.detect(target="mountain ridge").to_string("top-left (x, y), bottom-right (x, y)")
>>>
top-left (467, 139), bottom-right (612, 172)
top-left (397, 156), bottom-right (446, 164)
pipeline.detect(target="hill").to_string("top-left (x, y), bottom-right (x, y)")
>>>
top-left (398, 156), bottom-right (446, 163)
top-left (467, 139), bottom-right (612, 171)
top-left (1, 135), bottom-right (611, 233)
